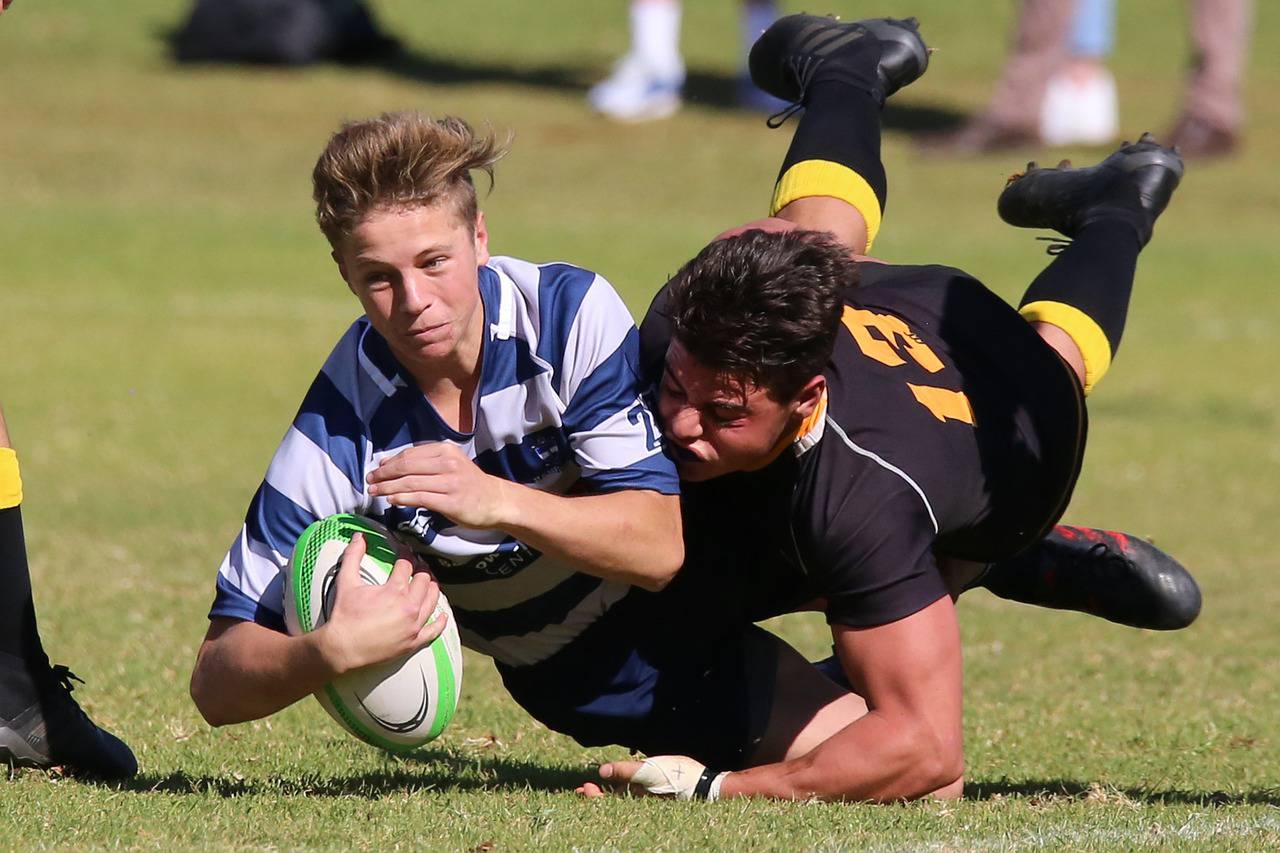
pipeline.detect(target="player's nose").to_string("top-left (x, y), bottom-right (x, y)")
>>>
top-left (664, 404), bottom-right (702, 445)
top-left (399, 270), bottom-right (435, 313)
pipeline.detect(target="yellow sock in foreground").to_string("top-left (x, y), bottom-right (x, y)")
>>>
top-left (0, 447), bottom-right (22, 510)
top-left (770, 160), bottom-right (883, 252)
top-left (1019, 301), bottom-right (1113, 394)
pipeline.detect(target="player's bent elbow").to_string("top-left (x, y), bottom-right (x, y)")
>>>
top-left (189, 665), bottom-right (232, 727)
top-left (637, 548), bottom-right (683, 592)
top-left (908, 734), bottom-right (965, 800)
top-left (189, 647), bottom-right (248, 728)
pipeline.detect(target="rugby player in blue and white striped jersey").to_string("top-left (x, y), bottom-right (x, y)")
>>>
top-left (189, 113), bottom-right (682, 726)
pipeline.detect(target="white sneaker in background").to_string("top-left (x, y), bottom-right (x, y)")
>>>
top-left (588, 54), bottom-right (684, 122)
top-left (1040, 65), bottom-right (1119, 147)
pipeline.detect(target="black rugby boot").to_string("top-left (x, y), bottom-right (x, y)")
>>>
top-left (0, 661), bottom-right (137, 779)
top-left (979, 525), bottom-right (1202, 631)
top-left (748, 14), bottom-right (929, 107)
top-left (998, 133), bottom-right (1184, 246)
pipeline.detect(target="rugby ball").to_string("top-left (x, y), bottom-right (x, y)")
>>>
top-left (283, 513), bottom-right (463, 752)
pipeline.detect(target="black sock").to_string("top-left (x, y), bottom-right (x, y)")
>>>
top-left (1017, 219), bottom-right (1143, 393)
top-left (771, 81), bottom-right (887, 249)
top-left (0, 505), bottom-right (52, 715)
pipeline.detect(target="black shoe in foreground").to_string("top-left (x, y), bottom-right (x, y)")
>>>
top-left (980, 525), bottom-right (1202, 631)
top-left (997, 133), bottom-right (1184, 246)
top-left (0, 664), bottom-right (137, 779)
top-left (748, 14), bottom-right (929, 108)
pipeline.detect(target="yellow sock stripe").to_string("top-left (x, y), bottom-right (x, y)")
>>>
top-left (1020, 300), bottom-right (1113, 394)
top-left (0, 447), bottom-right (22, 510)
top-left (770, 160), bottom-right (883, 252)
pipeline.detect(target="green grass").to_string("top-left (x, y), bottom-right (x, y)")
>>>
top-left (2, 0), bottom-right (1279, 848)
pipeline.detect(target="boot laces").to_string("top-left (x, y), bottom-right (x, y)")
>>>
top-left (42, 665), bottom-right (91, 724)
top-left (765, 55), bottom-right (817, 128)
top-left (1036, 236), bottom-right (1072, 255)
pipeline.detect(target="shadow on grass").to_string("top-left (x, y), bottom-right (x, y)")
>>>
top-left (169, 39), bottom-right (968, 132)
top-left (967, 779), bottom-right (1280, 807)
top-left (105, 748), bottom-right (589, 798)
top-left (376, 49), bottom-right (968, 132)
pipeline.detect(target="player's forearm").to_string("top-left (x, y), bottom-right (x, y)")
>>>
top-left (190, 621), bottom-right (340, 727)
top-left (492, 484), bottom-right (683, 591)
top-left (719, 710), bottom-right (963, 803)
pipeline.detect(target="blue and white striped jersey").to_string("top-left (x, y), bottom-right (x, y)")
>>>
top-left (210, 257), bottom-right (679, 667)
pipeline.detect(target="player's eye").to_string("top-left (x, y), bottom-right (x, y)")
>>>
top-left (421, 255), bottom-right (446, 270)
top-left (363, 272), bottom-right (393, 289)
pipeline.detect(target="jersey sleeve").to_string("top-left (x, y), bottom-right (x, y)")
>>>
top-left (209, 332), bottom-right (372, 630)
top-left (799, 464), bottom-right (949, 628)
top-left (555, 270), bottom-right (679, 495)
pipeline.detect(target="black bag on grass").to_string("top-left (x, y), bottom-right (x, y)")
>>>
top-left (171, 0), bottom-right (398, 66)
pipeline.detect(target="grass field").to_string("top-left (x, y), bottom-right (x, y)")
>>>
top-left (2, 0), bottom-right (1279, 848)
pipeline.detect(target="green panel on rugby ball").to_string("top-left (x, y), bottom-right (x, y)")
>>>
top-left (283, 514), bottom-right (463, 752)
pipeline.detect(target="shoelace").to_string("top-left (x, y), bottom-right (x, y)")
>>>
top-left (50, 665), bottom-right (85, 694)
top-left (1036, 236), bottom-right (1072, 256)
top-left (766, 101), bottom-right (804, 129)
top-left (765, 55), bottom-right (819, 128)
top-left (43, 665), bottom-right (93, 725)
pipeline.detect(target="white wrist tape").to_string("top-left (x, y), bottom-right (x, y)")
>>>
top-left (630, 756), bottom-right (730, 801)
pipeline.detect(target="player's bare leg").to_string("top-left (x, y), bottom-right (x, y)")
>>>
top-left (739, 627), bottom-right (867, 764)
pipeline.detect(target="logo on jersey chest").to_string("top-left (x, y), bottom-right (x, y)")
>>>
top-left (384, 506), bottom-right (541, 583)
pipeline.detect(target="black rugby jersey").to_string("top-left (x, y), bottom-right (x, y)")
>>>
top-left (642, 262), bottom-right (1087, 629)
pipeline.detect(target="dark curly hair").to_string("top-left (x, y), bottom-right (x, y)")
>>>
top-left (665, 229), bottom-right (854, 400)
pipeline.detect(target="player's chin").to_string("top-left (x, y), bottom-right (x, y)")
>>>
top-left (676, 457), bottom-right (729, 482)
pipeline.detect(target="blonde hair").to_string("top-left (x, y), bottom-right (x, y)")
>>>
top-left (312, 112), bottom-right (508, 247)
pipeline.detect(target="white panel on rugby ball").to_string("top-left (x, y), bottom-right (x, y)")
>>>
top-left (284, 513), bottom-right (463, 752)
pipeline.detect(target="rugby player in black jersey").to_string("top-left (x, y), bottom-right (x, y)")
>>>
top-left (570, 14), bottom-right (1199, 802)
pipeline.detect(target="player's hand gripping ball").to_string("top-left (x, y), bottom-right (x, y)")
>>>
top-left (284, 514), bottom-right (463, 751)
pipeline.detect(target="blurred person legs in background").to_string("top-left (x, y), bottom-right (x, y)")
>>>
top-left (1039, 0), bottom-right (1118, 147)
top-left (588, 0), bottom-right (787, 121)
top-left (0, 406), bottom-right (137, 779)
top-left (921, 0), bottom-right (1077, 154)
top-left (1168, 0), bottom-right (1253, 157)
top-left (925, 0), bottom-right (1252, 157)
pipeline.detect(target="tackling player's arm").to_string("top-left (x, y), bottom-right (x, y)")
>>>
top-left (367, 446), bottom-right (682, 591)
top-left (720, 594), bottom-right (963, 801)
top-left (597, 594), bottom-right (963, 803)
top-left (191, 535), bottom-right (446, 726)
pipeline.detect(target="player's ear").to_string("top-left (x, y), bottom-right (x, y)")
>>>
top-left (332, 249), bottom-right (351, 287)
top-left (792, 375), bottom-right (827, 420)
top-left (473, 211), bottom-right (490, 266)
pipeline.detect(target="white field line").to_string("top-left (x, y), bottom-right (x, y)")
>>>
top-left (842, 811), bottom-right (1280, 852)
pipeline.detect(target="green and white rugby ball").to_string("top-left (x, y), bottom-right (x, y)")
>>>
top-left (283, 513), bottom-right (462, 752)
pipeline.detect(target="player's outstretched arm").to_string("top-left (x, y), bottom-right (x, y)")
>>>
top-left (368, 444), bottom-right (684, 591)
top-left (597, 595), bottom-right (964, 802)
top-left (191, 535), bottom-right (446, 726)
top-left (722, 595), bottom-right (964, 801)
